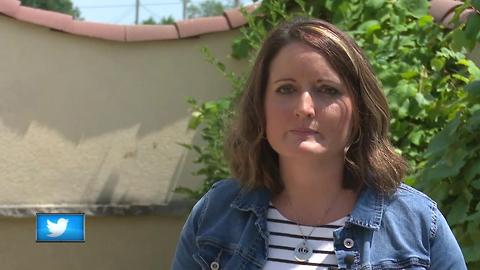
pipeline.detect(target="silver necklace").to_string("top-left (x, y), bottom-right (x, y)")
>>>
top-left (292, 220), bottom-right (315, 262)
top-left (286, 194), bottom-right (338, 262)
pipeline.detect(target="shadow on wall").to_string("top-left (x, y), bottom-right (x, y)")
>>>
top-left (0, 16), bottom-right (239, 144)
top-left (0, 16), bottom-right (246, 208)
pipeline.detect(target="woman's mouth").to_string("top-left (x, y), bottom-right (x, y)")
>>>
top-left (290, 128), bottom-right (319, 136)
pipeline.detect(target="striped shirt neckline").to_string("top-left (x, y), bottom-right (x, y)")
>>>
top-left (263, 202), bottom-right (348, 270)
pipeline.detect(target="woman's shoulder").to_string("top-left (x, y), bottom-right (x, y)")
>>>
top-left (390, 183), bottom-right (437, 210)
top-left (382, 183), bottom-right (440, 236)
top-left (207, 178), bottom-right (270, 209)
top-left (206, 178), bottom-right (244, 202)
top-left (184, 179), bottom-right (243, 229)
top-left (195, 178), bottom-right (270, 220)
top-left (211, 178), bottom-right (243, 192)
top-left (189, 178), bottom-right (269, 234)
top-left (194, 178), bottom-right (245, 213)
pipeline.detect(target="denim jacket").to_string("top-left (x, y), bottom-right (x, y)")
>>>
top-left (171, 179), bottom-right (467, 270)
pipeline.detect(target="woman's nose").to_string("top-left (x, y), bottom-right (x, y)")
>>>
top-left (294, 91), bottom-right (315, 118)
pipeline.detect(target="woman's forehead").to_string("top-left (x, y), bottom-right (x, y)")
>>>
top-left (268, 42), bottom-right (344, 85)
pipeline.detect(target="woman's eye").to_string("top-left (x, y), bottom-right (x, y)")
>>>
top-left (315, 86), bottom-right (340, 96)
top-left (276, 85), bottom-right (295, 94)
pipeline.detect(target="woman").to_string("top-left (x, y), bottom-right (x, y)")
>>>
top-left (171, 17), bottom-right (467, 270)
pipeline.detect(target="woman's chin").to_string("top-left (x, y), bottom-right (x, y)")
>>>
top-left (292, 142), bottom-right (328, 155)
top-left (271, 140), bottom-right (334, 158)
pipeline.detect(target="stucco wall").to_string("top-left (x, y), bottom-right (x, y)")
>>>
top-left (0, 15), bottom-right (247, 211)
top-left (0, 14), bottom-right (247, 269)
top-left (0, 215), bottom-right (185, 269)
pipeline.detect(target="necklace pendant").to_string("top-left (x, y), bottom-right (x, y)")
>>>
top-left (294, 240), bottom-right (313, 262)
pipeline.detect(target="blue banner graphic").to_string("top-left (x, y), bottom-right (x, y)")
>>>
top-left (36, 213), bottom-right (85, 242)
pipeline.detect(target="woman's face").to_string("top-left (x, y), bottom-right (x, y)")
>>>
top-left (264, 42), bottom-right (354, 160)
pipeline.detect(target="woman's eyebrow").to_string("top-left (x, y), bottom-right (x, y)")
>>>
top-left (272, 78), bottom-right (343, 86)
top-left (272, 78), bottom-right (296, 84)
top-left (316, 78), bottom-right (342, 85)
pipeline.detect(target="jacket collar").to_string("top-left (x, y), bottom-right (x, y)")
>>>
top-left (347, 185), bottom-right (384, 230)
top-left (230, 183), bottom-right (384, 230)
top-left (231, 185), bottom-right (272, 217)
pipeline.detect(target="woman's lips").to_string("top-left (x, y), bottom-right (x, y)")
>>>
top-left (290, 129), bottom-right (319, 136)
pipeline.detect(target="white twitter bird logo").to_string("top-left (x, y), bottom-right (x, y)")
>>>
top-left (46, 218), bottom-right (69, 237)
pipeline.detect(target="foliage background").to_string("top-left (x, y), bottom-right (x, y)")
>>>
top-left (143, 0), bottom-right (240, 25)
top-left (20, 0), bottom-right (81, 19)
top-left (179, 0), bottom-right (480, 267)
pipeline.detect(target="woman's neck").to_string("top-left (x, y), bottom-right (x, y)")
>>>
top-left (272, 155), bottom-right (358, 225)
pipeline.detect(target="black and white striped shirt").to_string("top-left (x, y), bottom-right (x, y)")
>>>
top-left (263, 203), bottom-right (347, 270)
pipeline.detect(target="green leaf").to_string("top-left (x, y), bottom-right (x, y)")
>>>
top-left (324, 0), bottom-right (335, 11)
top-left (444, 148), bottom-right (468, 174)
top-left (427, 116), bottom-right (461, 156)
top-left (403, 176), bottom-right (416, 186)
top-left (176, 142), bottom-right (192, 150)
top-left (447, 195), bottom-right (470, 225)
top-left (465, 159), bottom-right (480, 182)
top-left (398, 99), bottom-right (411, 118)
top-left (174, 186), bottom-right (199, 199)
top-left (463, 246), bottom-right (480, 262)
top-left (418, 15), bottom-right (433, 27)
top-left (215, 62), bottom-right (226, 73)
top-left (188, 111), bottom-right (203, 129)
top-left (429, 180), bottom-right (450, 202)
top-left (465, 14), bottom-right (480, 40)
top-left (192, 144), bottom-right (201, 154)
top-left (458, 59), bottom-right (480, 80)
top-left (203, 101), bottom-right (218, 113)
top-left (472, 179), bottom-right (480, 190)
top-left (465, 210), bottom-right (480, 222)
top-left (231, 37), bottom-right (252, 59)
top-left (464, 189), bottom-right (473, 201)
top-left (452, 73), bottom-right (470, 83)
top-left (293, 0), bottom-right (306, 11)
top-left (398, 0), bottom-right (429, 18)
top-left (186, 96), bottom-right (197, 106)
top-left (366, 0), bottom-right (385, 9)
top-left (465, 80), bottom-right (480, 98)
top-left (424, 150), bottom-right (467, 181)
top-left (452, 28), bottom-right (476, 51)
top-left (415, 92), bottom-right (431, 106)
top-left (408, 129), bottom-right (424, 145)
top-left (468, 109), bottom-right (480, 131)
top-left (430, 57), bottom-right (445, 71)
top-left (473, 0), bottom-right (480, 10)
top-left (358, 20), bottom-right (381, 35)
top-left (467, 220), bottom-right (480, 240)
top-left (401, 70), bottom-right (418, 79)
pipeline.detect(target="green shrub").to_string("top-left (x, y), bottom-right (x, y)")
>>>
top-left (177, 0), bottom-right (480, 267)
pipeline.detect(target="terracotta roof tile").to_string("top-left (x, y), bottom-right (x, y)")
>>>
top-left (175, 16), bottom-right (230, 38)
top-left (0, 0), bottom-right (20, 17)
top-left (459, 8), bottom-right (476, 21)
top-left (224, 8), bottom-right (247, 29)
top-left (15, 6), bottom-right (73, 32)
top-left (247, 4), bottom-right (261, 14)
top-left (0, 0), bottom-right (473, 41)
top-left (429, 0), bottom-right (464, 23)
top-left (223, 4), bottom-right (259, 29)
top-left (442, 8), bottom-right (476, 28)
top-left (126, 24), bottom-right (179, 41)
top-left (71, 21), bottom-right (125, 41)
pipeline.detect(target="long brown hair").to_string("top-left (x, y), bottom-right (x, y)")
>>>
top-left (224, 17), bottom-right (408, 195)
